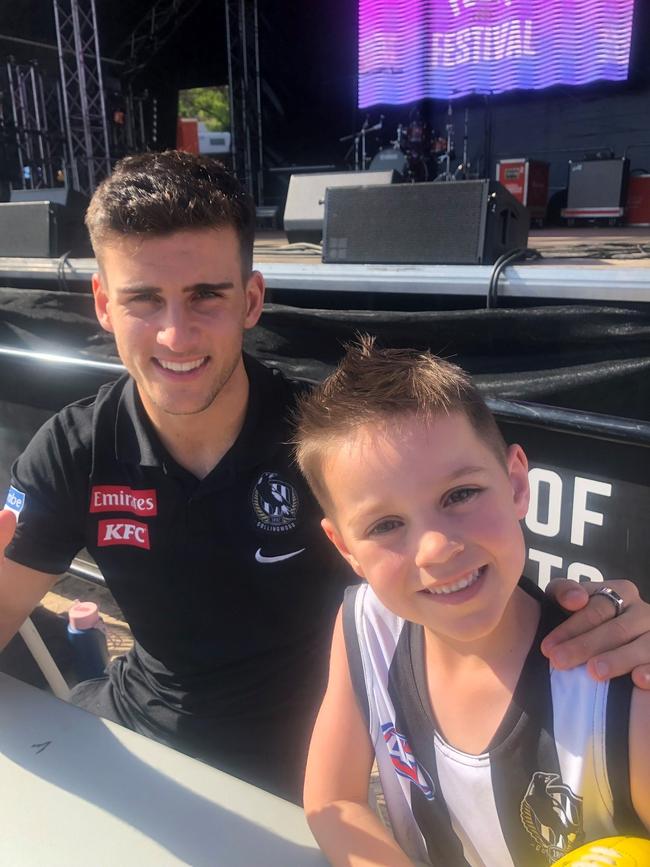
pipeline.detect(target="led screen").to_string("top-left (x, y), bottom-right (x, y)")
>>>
top-left (358, 0), bottom-right (635, 106)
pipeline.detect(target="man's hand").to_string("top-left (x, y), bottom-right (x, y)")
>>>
top-left (542, 578), bottom-right (650, 690)
top-left (0, 509), bottom-right (16, 557)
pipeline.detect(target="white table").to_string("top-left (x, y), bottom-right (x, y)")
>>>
top-left (0, 672), bottom-right (328, 866)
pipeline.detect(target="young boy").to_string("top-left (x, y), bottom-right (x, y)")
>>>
top-left (294, 338), bottom-right (650, 867)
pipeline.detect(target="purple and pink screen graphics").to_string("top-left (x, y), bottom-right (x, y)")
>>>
top-left (358, 0), bottom-right (635, 106)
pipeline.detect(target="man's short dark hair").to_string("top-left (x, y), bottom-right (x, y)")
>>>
top-left (86, 150), bottom-right (256, 273)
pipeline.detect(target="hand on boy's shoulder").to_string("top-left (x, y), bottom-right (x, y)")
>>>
top-left (542, 577), bottom-right (650, 690)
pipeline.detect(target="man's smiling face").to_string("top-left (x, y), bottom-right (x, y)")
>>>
top-left (92, 226), bottom-right (264, 419)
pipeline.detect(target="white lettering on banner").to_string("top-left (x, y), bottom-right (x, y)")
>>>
top-left (567, 562), bottom-right (604, 583)
top-left (525, 468), bottom-right (562, 538)
top-left (528, 549), bottom-right (564, 590)
top-left (528, 551), bottom-right (605, 590)
top-left (449, 0), bottom-right (513, 16)
top-left (570, 478), bottom-right (612, 546)
top-left (525, 471), bottom-right (613, 589)
top-left (431, 20), bottom-right (534, 68)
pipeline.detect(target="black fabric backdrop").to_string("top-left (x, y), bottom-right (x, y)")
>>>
top-left (2, 287), bottom-right (650, 421)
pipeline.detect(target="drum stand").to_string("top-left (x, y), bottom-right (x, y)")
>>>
top-left (339, 115), bottom-right (383, 171)
top-left (436, 104), bottom-right (472, 182)
top-left (437, 102), bottom-right (455, 182)
top-left (456, 108), bottom-right (470, 179)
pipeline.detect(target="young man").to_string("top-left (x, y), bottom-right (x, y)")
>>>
top-left (0, 152), bottom-right (649, 805)
top-left (0, 152), bottom-right (349, 801)
top-left (295, 340), bottom-right (650, 865)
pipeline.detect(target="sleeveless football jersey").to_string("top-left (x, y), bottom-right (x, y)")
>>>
top-left (343, 580), bottom-right (644, 866)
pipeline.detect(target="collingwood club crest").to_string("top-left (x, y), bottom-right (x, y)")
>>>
top-left (252, 471), bottom-right (299, 533)
top-left (520, 771), bottom-right (584, 863)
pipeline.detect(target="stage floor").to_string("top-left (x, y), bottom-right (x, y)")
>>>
top-left (0, 226), bottom-right (649, 305)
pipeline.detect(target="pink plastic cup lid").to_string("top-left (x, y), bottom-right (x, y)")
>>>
top-left (68, 600), bottom-right (100, 630)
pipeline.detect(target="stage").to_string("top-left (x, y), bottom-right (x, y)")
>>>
top-left (0, 226), bottom-right (649, 307)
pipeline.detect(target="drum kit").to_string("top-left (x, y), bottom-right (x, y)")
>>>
top-left (340, 104), bottom-right (471, 184)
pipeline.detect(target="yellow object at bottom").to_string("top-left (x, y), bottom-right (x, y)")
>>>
top-left (551, 836), bottom-right (650, 866)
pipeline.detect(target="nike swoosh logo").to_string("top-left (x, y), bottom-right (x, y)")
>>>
top-left (255, 548), bottom-right (306, 564)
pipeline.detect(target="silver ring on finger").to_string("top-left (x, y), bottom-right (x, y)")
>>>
top-left (593, 586), bottom-right (625, 618)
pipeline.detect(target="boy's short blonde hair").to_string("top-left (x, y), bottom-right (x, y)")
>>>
top-left (293, 336), bottom-right (507, 512)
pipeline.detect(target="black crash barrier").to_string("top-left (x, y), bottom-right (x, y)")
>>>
top-left (0, 288), bottom-right (650, 600)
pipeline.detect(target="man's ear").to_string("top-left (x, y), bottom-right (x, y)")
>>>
top-left (321, 517), bottom-right (365, 579)
top-left (92, 272), bottom-right (114, 334)
top-left (243, 270), bottom-right (265, 330)
top-left (506, 444), bottom-right (530, 521)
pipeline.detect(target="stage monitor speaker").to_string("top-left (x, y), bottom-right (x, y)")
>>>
top-left (10, 187), bottom-right (89, 210)
top-left (322, 180), bottom-right (529, 265)
top-left (562, 158), bottom-right (629, 220)
top-left (0, 201), bottom-right (92, 257)
top-left (283, 171), bottom-right (395, 244)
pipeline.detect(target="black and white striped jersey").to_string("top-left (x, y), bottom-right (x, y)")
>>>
top-left (343, 579), bottom-right (644, 867)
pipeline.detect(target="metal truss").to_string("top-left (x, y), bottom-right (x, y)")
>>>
top-left (225, 0), bottom-right (264, 205)
top-left (115, 0), bottom-right (204, 80)
top-left (53, 0), bottom-right (111, 194)
top-left (109, 85), bottom-right (154, 157)
top-left (110, 0), bottom-right (201, 158)
top-left (3, 60), bottom-right (67, 189)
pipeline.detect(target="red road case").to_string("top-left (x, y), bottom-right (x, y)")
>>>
top-left (496, 158), bottom-right (549, 221)
top-left (625, 175), bottom-right (650, 226)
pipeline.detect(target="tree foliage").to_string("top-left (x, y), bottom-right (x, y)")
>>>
top-left (178, 86), bottom-right (230, 131)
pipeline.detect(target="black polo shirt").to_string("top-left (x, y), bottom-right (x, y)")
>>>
top-left (7, 355), bottom-right (352, 795)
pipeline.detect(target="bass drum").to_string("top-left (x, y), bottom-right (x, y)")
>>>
top-left (369, 147), bottom-right (408, 177)
top-left (369, 147), bottom-right (429, 183)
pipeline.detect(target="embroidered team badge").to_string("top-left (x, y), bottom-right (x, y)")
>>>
top-left (520, 771), bottom-right (584, 863)
top-left (381, 722), bottom-right (435, 800)
top-left (252, 472), bottom-right (299, 533)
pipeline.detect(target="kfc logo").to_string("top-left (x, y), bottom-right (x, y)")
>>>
top-left (97, 519), bottom-right (150, 549)
top-left (90, 486), bottom-right (157, 517)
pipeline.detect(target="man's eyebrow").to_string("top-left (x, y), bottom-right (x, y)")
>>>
top-left (183, 282), bottom-right (235, 293)
top-left (116, 284), bottom-right (159, 295)
top-left (116, 282), bottom-right (235, 295)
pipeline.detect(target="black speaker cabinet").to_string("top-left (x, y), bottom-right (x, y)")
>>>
top-left (562, 158), bottom-right (629, 221)
top-left (283, 170), bottom-right (395, 244)
top-left (10, 187), bottom-right (89, 209)
top-left (0, 199), bottom-right (92, 257)
top-left (322, 180), bottom-right (529, 265)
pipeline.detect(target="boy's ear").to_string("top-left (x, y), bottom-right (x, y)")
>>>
top-left (506, 444), bottom-right (530, 521)
top-left (321, 517), bottom-right (365, 579)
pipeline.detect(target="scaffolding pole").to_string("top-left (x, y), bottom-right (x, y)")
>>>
top-left (4, 60), bottom-right (65, 188)
top-left (225, 0), bottom-right (264, 205)
top-left (53, 0), bottom-right (111, 194)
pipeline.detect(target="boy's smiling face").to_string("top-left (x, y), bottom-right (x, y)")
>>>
top-left (321, 412), bottom-right (531, 645)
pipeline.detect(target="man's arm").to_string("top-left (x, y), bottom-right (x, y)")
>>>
top-left (629, 686), bottom-right (650, 831)
top-left (304, 609), bottom-right (413, 867)
top-left (0, 510), bottom-right (58, 652)
top-left (543, 578), bottom-right (650, 690)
